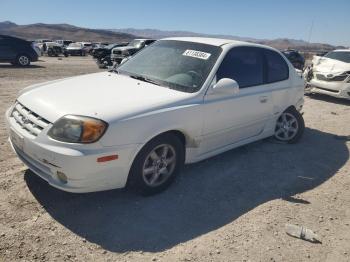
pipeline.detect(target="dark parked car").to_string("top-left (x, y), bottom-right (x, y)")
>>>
top-left (111, 39), bottom-right (156, 64)
top-left (282, 49), bottom-right (305, 70)
top-left (0, 35), bottom-right (39, 66)
top-left (92, 42), bottom-right (129, 68)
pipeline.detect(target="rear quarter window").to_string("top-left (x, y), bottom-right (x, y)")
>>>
top-left (264, 49), bottom-right (289, 83)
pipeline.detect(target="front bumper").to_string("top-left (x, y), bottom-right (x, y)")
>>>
top-left (5, 107), bottom-right (139, 193)
top-left (308, 79), bottom-right (350, 100)
top-left (110, 54), bottom-right (126, 63)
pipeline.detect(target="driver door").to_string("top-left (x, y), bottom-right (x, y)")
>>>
top-left (200, 47), bottom-right (273, 154)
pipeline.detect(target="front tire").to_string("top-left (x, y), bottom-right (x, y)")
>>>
top-left (128, 133), bottom-right (185, 196)
top-left (274, 108), bottom-right (304, 144)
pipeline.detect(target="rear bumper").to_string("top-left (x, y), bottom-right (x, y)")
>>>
top-left (30, 55), bottom-right (39, 62)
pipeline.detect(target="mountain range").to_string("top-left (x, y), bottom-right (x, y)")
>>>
top-left (0, 21), bottom-right (346, 51)
top-left (0, 21), bottom-right (134, 43)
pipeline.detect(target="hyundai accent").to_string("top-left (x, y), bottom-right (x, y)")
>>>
top-left (6, 37), bottom-right (305, 195)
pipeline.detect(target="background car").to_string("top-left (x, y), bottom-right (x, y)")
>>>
top-left (304, 49), bottom-right (350, 100)
top-left (45, 42), bottom-right (67, 57)
top-left (111, 39), bottom-right (156, 64)
top-left (81, 42), bottom-right (93, 54)
top-left (55, 40), bottom-right (73, 47)
top-left (6, 38), bottom-right (305, 195)
top-left (0, 35), bottom-right (39, 66)
top-left (65, 42), bottom-right (86, 56)
top-left (92, 42), bottom-right (129, 68)
top-left (282, 49), bottom-right (305, 70)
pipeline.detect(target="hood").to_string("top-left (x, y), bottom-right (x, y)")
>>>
top-left (18, 72), bottom-right (191, 123)
top-left (313, 56), bottom-right (350, 74)
top-left (113, 46), bottom-right (137, 52)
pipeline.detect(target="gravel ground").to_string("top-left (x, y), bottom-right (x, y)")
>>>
top-left (0, 57), bottom-right (349, 262)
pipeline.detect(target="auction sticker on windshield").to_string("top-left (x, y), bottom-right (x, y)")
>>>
top-left (183, 50), bottom-right (211, 60)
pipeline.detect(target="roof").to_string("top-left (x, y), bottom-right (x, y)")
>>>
top-left (0, 34), bottom-right (28, 42)
top-left (161, 37), bottom-right (251, 47)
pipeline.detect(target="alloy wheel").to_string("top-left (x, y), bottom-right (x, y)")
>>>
top-left (18, 56), bottom-right (29, 66)
top-left (275, 112), bottom-right (299, 141)
top-left (142, 144), bottom-right (177, 187)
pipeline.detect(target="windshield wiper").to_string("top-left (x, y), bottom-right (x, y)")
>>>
top-left (108, 64), bottom-right (119, 73)
top-left (128, 74), bottom-right (163, 87)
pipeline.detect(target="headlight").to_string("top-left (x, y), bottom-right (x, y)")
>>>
top-left (48, 115), bottom-right (108, 143)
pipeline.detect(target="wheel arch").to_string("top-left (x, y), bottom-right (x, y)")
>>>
top-left (16, 53), bottom-right (32, 61)
top-left (285, 105), bottom-right (297, 112)
top-left (126, 129), bottom-right (188, 185)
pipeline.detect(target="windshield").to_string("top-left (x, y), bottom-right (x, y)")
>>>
top-left (128, 40), bottom-right (144, 48)
top-left (118, 40), bottom-right (222, 93)
top-left (324, 51), bottom-right (350, 63)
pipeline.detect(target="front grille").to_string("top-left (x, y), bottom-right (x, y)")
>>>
top-left (10, 102), bottom-right (51, 137)
top-left (316, 74), bottom-right (348, 82)
top-left (112, 50), bottom-right (122, 55)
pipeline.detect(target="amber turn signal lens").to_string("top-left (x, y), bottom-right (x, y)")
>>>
top-left (81, 119), bottom-right (107, 143)
top-left (97, 155), bottom-right (118, 163)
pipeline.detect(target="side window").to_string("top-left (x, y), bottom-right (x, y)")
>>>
top-left (216, 47), bottom-right (264, 88)
top-left (264, 49), bottom-right (289, 83)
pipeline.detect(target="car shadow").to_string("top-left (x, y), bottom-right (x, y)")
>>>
top-left (0, 64), bottom-right (45, 69)
top-left (24, 127), bottom-right (349, 253)
top-left (306, 93), bottom-right (350, 106)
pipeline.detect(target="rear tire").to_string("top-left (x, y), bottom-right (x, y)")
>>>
top-left (128, 133), bottom-right (185, 196)
top-left (274, 107), bottom-right (304, 144)
top-left (16, 54), bottom-right (30, 66)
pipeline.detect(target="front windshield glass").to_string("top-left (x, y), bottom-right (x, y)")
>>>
top-left (324, 51), bottom-right (350, 63)
top-left (118, 40), bottom-right (222, 93)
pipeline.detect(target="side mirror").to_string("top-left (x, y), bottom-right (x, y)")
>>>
top-left (212, 78), bottom-right (239, 95)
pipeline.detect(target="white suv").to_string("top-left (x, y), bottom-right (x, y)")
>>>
top-left (6, 37), bottom-right (305, 195)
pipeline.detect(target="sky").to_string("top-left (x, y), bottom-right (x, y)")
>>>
top-left (0, 0), bottom-right (349, 46)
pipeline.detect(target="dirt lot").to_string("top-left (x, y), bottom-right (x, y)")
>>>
top-left (0, 57), bottom-right (349, 262)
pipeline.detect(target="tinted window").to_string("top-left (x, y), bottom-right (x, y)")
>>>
top-left (264, 49), bottom-right (289, 83)
top-left (216, 47), bottom-right (264, 88)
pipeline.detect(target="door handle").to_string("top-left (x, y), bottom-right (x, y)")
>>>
top-left (259, 96), bottom-right (268, 103)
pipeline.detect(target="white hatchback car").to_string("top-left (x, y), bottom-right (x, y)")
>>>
top-left (6, 37), bottom-right (305, 195)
